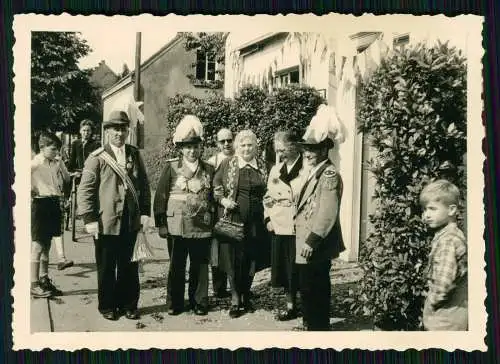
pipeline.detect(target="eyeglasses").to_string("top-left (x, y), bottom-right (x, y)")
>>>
top-left (218, 139), bottom-right (233, 144)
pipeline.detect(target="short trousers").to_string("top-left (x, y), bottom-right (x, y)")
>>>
top-left (31, 196), bottom-right (62, 242)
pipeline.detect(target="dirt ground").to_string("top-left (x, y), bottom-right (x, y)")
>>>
top-left (31, 225), bottom-right (373, 332)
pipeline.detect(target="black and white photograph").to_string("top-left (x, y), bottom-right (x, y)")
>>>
top-left (12, 14), bottom-right (485, 350)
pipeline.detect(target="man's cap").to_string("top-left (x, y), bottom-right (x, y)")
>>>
top-left (103, 110), bottom-right (130, 129)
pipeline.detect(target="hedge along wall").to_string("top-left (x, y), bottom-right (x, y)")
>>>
top-left (144, 84), bottom-right (325, 189)
top-left (352, 41), bottom-right (467, 330)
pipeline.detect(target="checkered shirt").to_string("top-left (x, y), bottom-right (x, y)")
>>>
top-left (425, 222), bottom-right (467, 308)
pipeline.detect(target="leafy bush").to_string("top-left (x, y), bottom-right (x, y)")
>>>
top-left (145, 85), bottom-right (325, 189)
top-left (352, 41), bottom-right (467, 330)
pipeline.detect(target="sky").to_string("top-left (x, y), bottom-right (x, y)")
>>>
top-left (78, 30), bottom-right (177, 74)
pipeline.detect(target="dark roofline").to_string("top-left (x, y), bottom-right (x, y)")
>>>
top-left (235, 32), bottom-right (289, 54)
top-left (102, 33), bottom-right (184, 97)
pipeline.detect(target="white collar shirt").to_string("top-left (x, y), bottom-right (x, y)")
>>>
top-left (283, 155), bottom-right (301, 173)
top-left (183, 158), bottom-right (199, 173)
top-left (110, 144), bottom-right (126, 169)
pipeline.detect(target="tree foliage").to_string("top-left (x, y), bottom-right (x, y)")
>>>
top-left (180, 32), bottom-right (228, 87)
top-left (31, 32), bottom-right (101, 134)
top-left (121, 63), bottom-right (131, 77)
top-left (143, 85), bottom-right (325, 188)
top-left (181, 32), bottom-right (228, 64)
top-left (351, 41), bottom-right (467, 330)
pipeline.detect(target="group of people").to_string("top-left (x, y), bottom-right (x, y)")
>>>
top-left (30, 103), bottom-right (468, 331)
top-left (149, 106), bottom-right (346, 330)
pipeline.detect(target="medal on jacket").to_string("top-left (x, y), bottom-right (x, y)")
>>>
top-left (175, 175), bottom-right (188, 190)
top-left (187, 179), bottom-right (202, 193)
top-left (126, 156), bottom-right (133, 171)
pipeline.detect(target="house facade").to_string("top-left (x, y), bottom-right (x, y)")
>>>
top-left (102, 33), bottom-right (223, 153)
top-left (224, 30), bottom-right (468, 261)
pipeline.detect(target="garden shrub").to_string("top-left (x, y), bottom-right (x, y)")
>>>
top-left (145, 85), bottom-right (325, 189)
top-left (352, 41), bottom-right (467, 330)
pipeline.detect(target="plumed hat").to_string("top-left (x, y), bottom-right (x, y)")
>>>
top-left (172, 115), bottom-right (204, 145)
top-left (102, 110), bottom-right (130, 129)
top-left (300, 104), bottom-right (346, 149)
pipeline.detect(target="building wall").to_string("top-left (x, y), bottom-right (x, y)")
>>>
top-left (225, 33), bottom-right (329, 98)
top-left (139, 38), bottom-right (222, 152)
top-left (103, 37), bottom-right (223, 153)
top-left (102, 81), bottom-right (134, 125)
top-left (90, 61), bottom-right (119, 91)
top-left (225, 33), bottom-right (359, 261)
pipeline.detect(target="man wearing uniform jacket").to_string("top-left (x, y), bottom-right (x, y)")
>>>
top-left (77, 110), bottom-right (151, 321)
top-left (294, 104), bottom-right (345, 331)
top-left (153, 115), bottom-right (215, 316)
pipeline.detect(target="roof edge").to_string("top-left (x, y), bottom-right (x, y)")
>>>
top-left (102, 33), bottom-right (184, 99)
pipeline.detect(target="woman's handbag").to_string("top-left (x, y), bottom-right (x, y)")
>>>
top-left (214, 209), bottom-right (245, 242)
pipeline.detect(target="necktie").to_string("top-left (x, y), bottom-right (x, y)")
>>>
top-left (116, 148), bottom-right (125, 170)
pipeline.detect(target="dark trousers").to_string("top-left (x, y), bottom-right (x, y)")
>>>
top-left (298, 260), bottom-right (332, 331)
top-left (94, 230), bottom-right (139, 314)
top-left (227, 246), bottom-right (254, 302)
top-left (211, 265), bottom-right (228, 295)
top-left (167, 236), bottom-right (210, 310)
top-left (271, 234), bottom-right (298, 304)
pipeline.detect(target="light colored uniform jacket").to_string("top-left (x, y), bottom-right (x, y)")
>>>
top-left (153, 158), bottom-right (215, 239)
top-left (294, 159), bottom-right (345, 264)
top-left (263, 156), bottom-right (308, 236)
top-left (77, 144), bottom-right (151, 235)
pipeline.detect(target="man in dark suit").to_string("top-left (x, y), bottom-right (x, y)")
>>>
top-left (77, 110), bottom-right (151, 321)
top-left (68, 119), bottom-right (101, 174)
top-left (294, 104), bottom-right (345, 331)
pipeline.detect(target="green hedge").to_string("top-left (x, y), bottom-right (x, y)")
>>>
top-left (351, 41), bottom-right (467, 330)
top-left (145, 85), bottom-right (325, 188)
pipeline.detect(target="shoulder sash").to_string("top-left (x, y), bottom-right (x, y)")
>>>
top-left (98, 151), bottom-right (140, 210)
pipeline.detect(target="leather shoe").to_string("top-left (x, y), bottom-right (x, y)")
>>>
top-left (243, 301), bottom-right (255, 313)
top-left (275, 308), bottom-right (298, 321)
top-left (228, 305), bottom-right (241, 318)
top-left (102, 311), bottom-right (118, 321)
top-left (125, 309), bottom-right (140, 320)
top-left (194, 304), bottom-right (208, 316)
top-left (167, 307), bottom-right (182, 316)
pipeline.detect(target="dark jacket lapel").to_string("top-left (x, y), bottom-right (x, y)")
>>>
top-left (104, 143), bottom-right (117, 161)
top-left (279, 155), bottom-right (303, 185)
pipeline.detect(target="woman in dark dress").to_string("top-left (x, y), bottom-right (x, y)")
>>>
top-left (213, 130), bottom-right (269, 318)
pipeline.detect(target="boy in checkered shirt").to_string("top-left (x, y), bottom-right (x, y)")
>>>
top-left (419, 179), bottom-right (468, 330)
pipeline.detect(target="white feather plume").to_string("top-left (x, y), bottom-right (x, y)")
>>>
top-left (172, 115), bottom-right (204, 144)
top-left (302, 104), bottom-right (346, 144)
